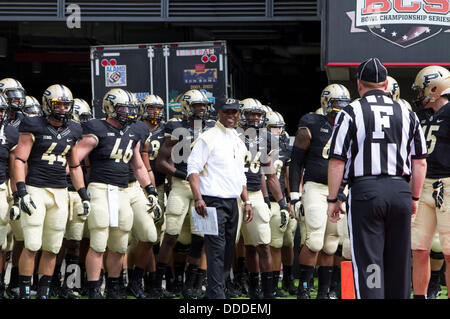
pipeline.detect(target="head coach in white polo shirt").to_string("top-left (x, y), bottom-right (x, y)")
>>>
top-left (187, 97), bottom-right (253, 299)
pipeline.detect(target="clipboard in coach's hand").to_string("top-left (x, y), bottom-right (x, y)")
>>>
top-left (191, 207), bottom-right (218, 236)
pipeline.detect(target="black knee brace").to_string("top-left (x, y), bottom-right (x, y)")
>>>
top-left (188, 235), bottom-right (204, 259)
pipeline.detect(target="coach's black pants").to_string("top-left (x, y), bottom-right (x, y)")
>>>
top-left (348, 176), bottom-right (412, 299)
top-left (202, 195), bottom-right (239, 299)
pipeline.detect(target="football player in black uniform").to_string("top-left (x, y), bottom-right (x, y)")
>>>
top-left (0, 78), bottom-right (26, 299)
top-left (153, 89), bottom-right (214, 299)
top-left (73, 88), bottom-right (159, 299)
top-left (237, 98), bottom-right (289, 299)
top-left (125, 94), bottom-right (161, 299)
top-left (411, 66), bottom-right (450, 299)
top-left (0, 94), bottom-right (19, 298)
top-left (289, 84), bottom-right (351, 299)
top-left (51, 98), bottom-right (92, 299)
top-left (139, 94), bottom-right (171, 295)
top-left (14, 84), bottom-right (89, 299)
top-left (264, 111), bottom-right (296, 297)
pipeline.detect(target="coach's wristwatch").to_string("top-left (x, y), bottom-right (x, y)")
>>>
top-left (244, 201), bottom-right (252, 207)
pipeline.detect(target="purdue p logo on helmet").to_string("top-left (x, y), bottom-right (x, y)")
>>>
top-left (102, 88), bottom-right (137, 125)
top-left (320, 84), bottom-right (351, 116)
top-left (72, 98), bottom-right (92, 123)
top-left (42, 84), bottom-right (74, 122)
top-left (412, 65), bottom-right (450, 110)
top-left (180, 89), bottom-right (209, 120)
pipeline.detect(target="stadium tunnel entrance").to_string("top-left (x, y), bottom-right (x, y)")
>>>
top-left (0, 21), bottom-right (326, 136)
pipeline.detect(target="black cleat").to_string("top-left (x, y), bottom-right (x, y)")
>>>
top-left (6, 286), bottom-right (20, 299)
top-left (274, 287), bottom-right (287, 298)
top-left (162, 288), bottom-right (176, 299)
top-left (225, 277), bottom-right (241, 298)
top-left (282, 276), bottom-right (298, 295)
top-left (297, 288), bottom-right (311, 299)
top-left (234, 273), bottom-right (250, 296)
top-left (127, 280), bottom-right (149, 299)
top-left (149, 287), bottom-right (162, 299)
top-left (427, 282), bottom-right (442, 299)
top-left (59, 287), bottom-right (80, 299)
top-left (88, 286), bottom-right (103, 299)
top-left (182, 287), bottom-right (198, 299)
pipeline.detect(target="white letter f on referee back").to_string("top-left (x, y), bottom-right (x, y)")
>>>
top-left (371, 105), bottom-right (393, 139)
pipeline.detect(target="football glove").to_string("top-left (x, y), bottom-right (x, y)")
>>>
top-left (144, 184), bottom-right (158, 212)
top-left (432, 180), bottom-right (444, 210)
top-left (264, 196), bottom-right (271, 210)
top-left (278, 198), bottom-right (289, 232)
top-left (16, 182), bottom-right (36, 216)
top-left (150, 204), bottom-right (163, 222)
top-left (77, 188), bottom-right (90, 220)
top-left (337, 188), bottom-right (347, 203)
top-left (290, 198), bottom-right (303, 221)
top-left (9, 191), bottom-right (20, 220)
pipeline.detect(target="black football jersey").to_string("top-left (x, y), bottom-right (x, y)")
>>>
top-left (242, 129), bottom-right (275, 192)
top-left (20, 117), bottom-right (82, 188)
top-left (128, 121), bottom-right (151, 183)
top-left (83, 119), bottom-right (140, 188)
top-left (164, 118), bottom-right (215, 176)
top-left (419, 102), bottom-right (450, 178)
top-left (5, 115), bottom-right (22, 180)
top-left (148, 122), bottom-right (166, 187)
top-left (268, 134), bottom-right (292, 202)
top-left (298, 113), bottom-right (333, 185)
top-left (0, 124), bottom-right (19, 184)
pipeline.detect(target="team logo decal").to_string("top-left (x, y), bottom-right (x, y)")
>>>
top-left (347, 0), bottom-right (450, 48)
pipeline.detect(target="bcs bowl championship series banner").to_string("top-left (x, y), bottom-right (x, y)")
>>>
top-left (323, 0), bottom-right (450, 66)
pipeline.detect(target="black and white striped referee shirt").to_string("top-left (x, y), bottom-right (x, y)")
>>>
top-left (329, 90), bottom-right (427, 180)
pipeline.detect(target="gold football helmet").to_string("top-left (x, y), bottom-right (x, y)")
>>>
top-left (320, 84), bottom-right (351, 116)
top-left (412, 65), bottom-right (450, 109)
top-left (141, 94), bottom-right (164, 124)
top-left (42, 84), bottom-right (74, 122)
top-left (180, 89), bottom-right (209, 120)
top-left (265, 111), bottom-right (285, 136)
top-left (239, 98), bottom-right (266, 128)
top-left (72, 98), bottom-right (92, 123)
top-left (23, 96), bottom-right (43, 118)
top-left (102, 88), bottom-right (137, 125)
top-left (385, 76), bottom-right (400, 102)
top-left (0, 78), bottom-right (26, 111)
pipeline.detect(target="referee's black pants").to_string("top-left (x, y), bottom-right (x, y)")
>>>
top-left (348, 176), bottom-right (412, 299)
top-left (202, 195), bottom-right (239, 299)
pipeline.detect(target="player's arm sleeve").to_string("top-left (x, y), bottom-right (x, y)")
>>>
top-left (410, 113), bottom-right (428, 159)
top-left (81, 120), bottom-right (99, 147)
top-left (329, 110), bottom-right (353, 162)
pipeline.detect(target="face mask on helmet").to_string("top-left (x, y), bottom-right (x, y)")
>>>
top-left (49, 100), bottom-right (74, 121)
top-left (79, 112), bottom-right (92, 123)
top-left (144, 104), bottom-right (164, 124)
top-left (411, 86), bottom-right (426, 110)
top-left (4, 88), bottom-right (26, 110)
top-left (23, 105), bottom-right (42, 117)
top-left (191, 103), bottom-right (208, 120)
top-left (241, 110), bottom-right (265, 128)
top-left (327, 98), bottom-right (350, 116)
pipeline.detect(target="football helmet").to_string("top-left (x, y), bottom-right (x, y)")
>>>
top-left (261, 104), bottom-right (273, 114)
top-left (385, 76), bottom-right (400, 102)
top-left (412, 65), bottom-right (450, 109)
top-left (320, 84), bottom-right (351, 116)
top-left (72, 98), bottom-right (92, 123)
top-left (42, 84), bottom-right (74, 122)
top-left (141, 94), bottom-right (165, 124)
top-left (239, 98), bottom-right (266, 128)
top-left (102, 88), bottom-right (137, 125)
top-left (265, 111), bottom-right (285, 136)
top-left (180, 89), bottom-right (209, 120)
top-left (23, 96), bottom-right (43, 117)
top-left (0, 78), bottom-right (26, 111)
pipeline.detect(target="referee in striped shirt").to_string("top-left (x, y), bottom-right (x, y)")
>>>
top-left (326, 57), bottom-right (428, 299)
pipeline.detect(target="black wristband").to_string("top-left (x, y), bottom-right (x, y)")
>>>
top-left (77, 187), bottom-right (90, 201)
top-left (16, 182), bottom-right (27, 197)
top-left (174, 169), bottom-right (187, 180)
top-left (145, 184), bottom-right (157, 196)
top-left (278, 198), bottom-right (288, 209)
top-left (195, 198), bottom-right (203, 202)
top-left (327, 197), bottom-right (338, 203)
top-left (412, 196), bottom-right (420, 201)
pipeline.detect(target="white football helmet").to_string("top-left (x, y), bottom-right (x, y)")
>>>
top-left (141, 94), bottom-right (164, 124)
top-left (180, 89), bottom-right (209, 120)
top-left (72, 98), bottom-right (92, 123)
top-left (23, 96), bottom-right (43, 118)
top-left (265, 111), bottom-right (285, 136)
top-left (412, 65), bottom-right (450, 109)
top-left (0, 78), bottom-right (26, 111)
top-left (42, 84), bottom-right (74, 122)
top-left (102, 88), bottom-right (137, 125)
top-left (239, 98), bottom-right (266, 128)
